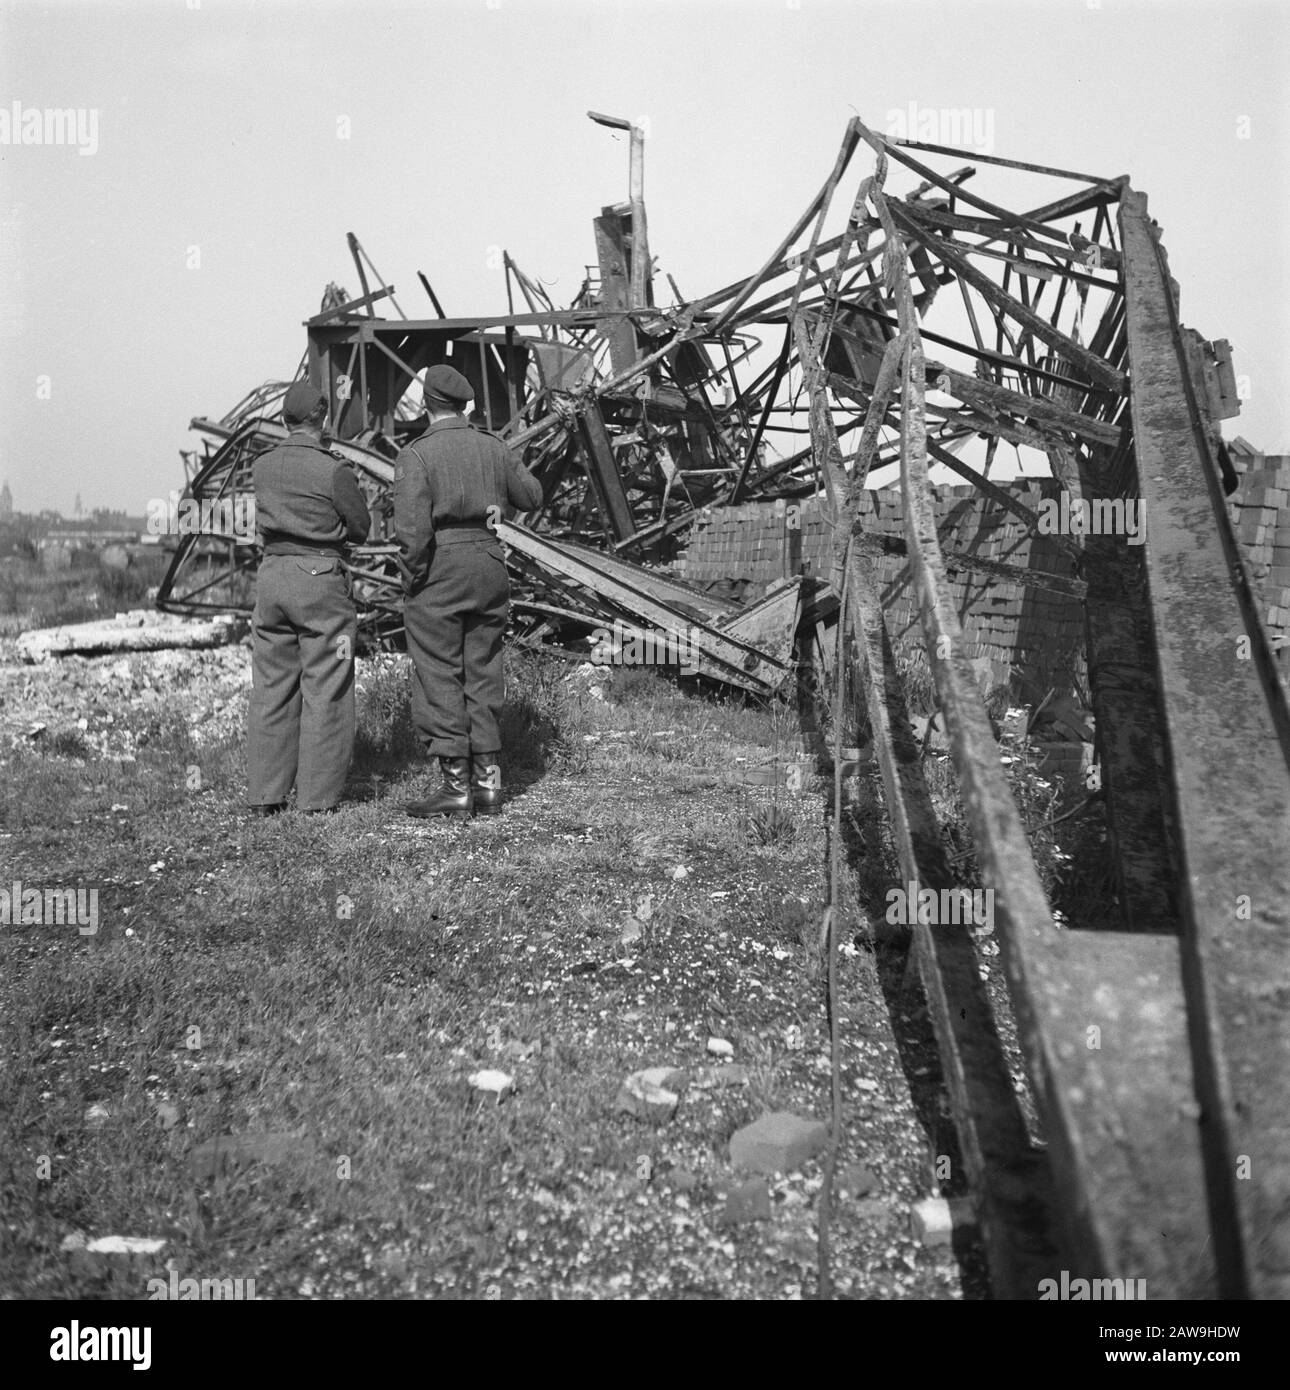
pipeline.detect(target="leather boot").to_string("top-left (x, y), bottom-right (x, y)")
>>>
top-left (406, 757), bottom-right (473, 819)
top-left (470, 752), bottom-right (503, 815)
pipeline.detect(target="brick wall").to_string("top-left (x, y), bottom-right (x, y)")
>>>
top-left (1228, 443), bottom-right (1290, 637)
top-left (676, 444), bottom-right (1290, 699)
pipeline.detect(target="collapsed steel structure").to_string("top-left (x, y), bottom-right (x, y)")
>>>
top-left (157, 115), bottom-right (1289, 1298)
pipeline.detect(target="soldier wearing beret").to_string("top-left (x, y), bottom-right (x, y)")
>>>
top-left (394, 363), bottom-right (543, 817)
top-left (247, 381), bottom-right (371, 815)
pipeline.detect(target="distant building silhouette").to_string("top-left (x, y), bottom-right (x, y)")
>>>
top-left (0, 480), bottom-right (11, 520)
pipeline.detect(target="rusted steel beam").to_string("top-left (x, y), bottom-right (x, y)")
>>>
top-left (856, 119), bottom-right (1064, 240)
top-left (886, 138), bottom-right (1112, 186)
top-left (927, 364), bottom-right (1123, 449)
top-left (843, 538), bottom-right (1064, 1299)
top-left (886, 202), bottom-right (1127, 392)
top-left (1068, 442), bottom-right (1181, 934)
top-left (852, 529), bottom-right (1087, 600)
top-left (1119, 187), bottom-right (1290, 1299)
top-left (306, 285), bottom-right (396, 325)
top-left (706, 118), bottom-right (862, 337)
top-left (731, 324), bottom-right (792, 503)
top-left (867, 168), bottom-right (1215, 1297)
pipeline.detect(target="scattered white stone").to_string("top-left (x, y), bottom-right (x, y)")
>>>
top-left (707, 1037), bottom-right (734, 1058)
top-left (84, 1235), bottom-right (167, 1256)
top-left (468, 1069), bottom-right (513, 1098)
top-left (910, 1195), bottom-right (977, 1248)
top-left (671, 865), bottom-right (690, 881)
top-left (616, 1067), bottom-right (685, 1122)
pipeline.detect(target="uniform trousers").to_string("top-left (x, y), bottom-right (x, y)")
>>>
top-left (404, 532), bottom-right (509, 758)
top-left (248, 553), bottom-right (357, 810)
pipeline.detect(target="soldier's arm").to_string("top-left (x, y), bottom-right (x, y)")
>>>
top-left (392, 445), bottom-right (434, 592)
top-left (331, 463), bottom-right (372, 544)
top-left (504, 449), bottom-right (544, 512)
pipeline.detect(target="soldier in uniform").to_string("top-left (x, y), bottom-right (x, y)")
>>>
top-left (394, 364), bottom-right (543, 818)
top-left (247, 381), bottom-right (371, 815)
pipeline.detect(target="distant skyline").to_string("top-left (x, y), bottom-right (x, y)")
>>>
top-left (2, 0), bottom-right (1285, 512)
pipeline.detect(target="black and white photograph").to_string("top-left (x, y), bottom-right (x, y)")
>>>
top-left (0, 0), bottom-right (1285, 1355)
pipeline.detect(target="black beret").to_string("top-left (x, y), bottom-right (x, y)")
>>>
top-left (423, 363), bottom-right (474, 407)
top-left (282, 381), bottom-right (328, 425)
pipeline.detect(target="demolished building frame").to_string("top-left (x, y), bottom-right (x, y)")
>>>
top-left (156, 113), bottom-right (1290, 1301)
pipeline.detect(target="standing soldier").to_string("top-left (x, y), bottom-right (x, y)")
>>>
top-left (394, 364), bottom-right (542, 818)
top-left (247, 381), bottom-right (371, 816)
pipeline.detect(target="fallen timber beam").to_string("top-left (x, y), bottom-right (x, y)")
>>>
top-left (493, 520), bottom-right (794, 695)
top-left (866, 169), bottom-right (1215, 1297)
top-left (1119, 187), bottom-right (1290, 1299)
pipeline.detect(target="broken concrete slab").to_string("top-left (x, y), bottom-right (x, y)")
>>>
top-left (18, 610), bottom-right (247, 663)
top-left (729, 1111), bottom-right (828, 1174)
top-left (616, 1066), bottom-right (685, 1122)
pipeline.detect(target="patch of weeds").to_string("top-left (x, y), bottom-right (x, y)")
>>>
top-left (746, 802), bottom-right (797, 848)
top-left (354, 658), bottom-right (420, 774)
top-left (129, 706), bottom-right (196, 759)
top-left (604, 665), bottom-right (672, 708)
top-left (44, 728), bottom-right (91, 759)
top-left (502, 647), bottom-right (593, 775)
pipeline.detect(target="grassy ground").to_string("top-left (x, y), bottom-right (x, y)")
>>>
top-left (0, 554), bottom-right (169, 639)
top-left (1, 645), bottom-right (998, 1301)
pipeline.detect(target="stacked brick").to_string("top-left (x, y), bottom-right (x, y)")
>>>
top-left (1227, 442), bottom-right (1290, 646)
top-left (678, 480), bottom-right (1086, 701)
top-left (677, 446), bottom-right (1290, 695)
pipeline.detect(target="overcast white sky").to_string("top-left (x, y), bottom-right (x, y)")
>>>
top-left (1, 0), bottom-right (1285, 513)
